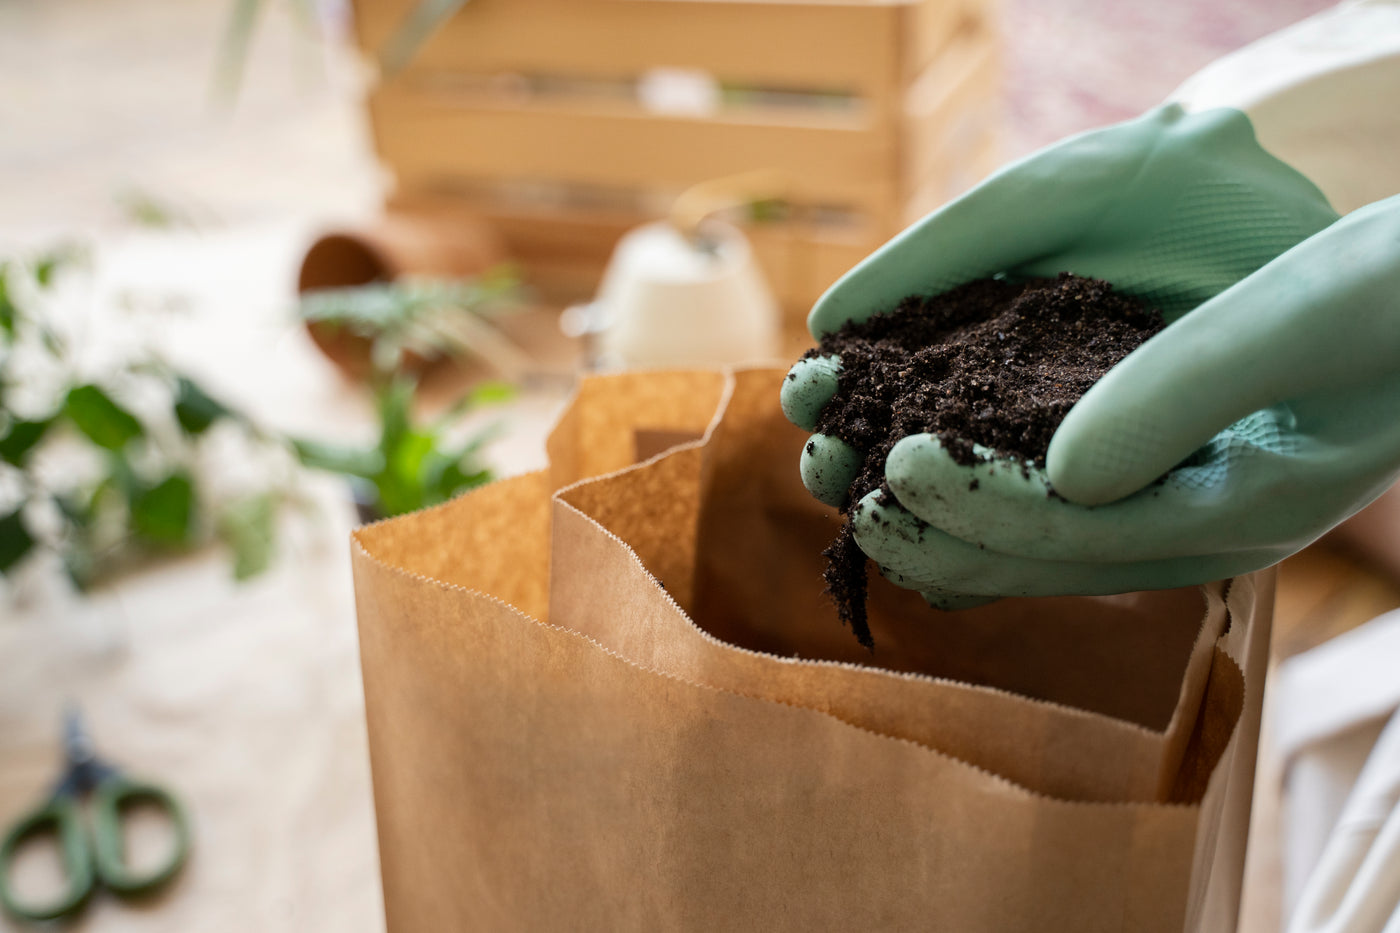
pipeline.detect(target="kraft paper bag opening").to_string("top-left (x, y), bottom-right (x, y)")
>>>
top-left (352, 366), bottom-right (1273, 932)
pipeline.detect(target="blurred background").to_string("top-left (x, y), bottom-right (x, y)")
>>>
top-left (3, 1), bottom-right (1385, 931)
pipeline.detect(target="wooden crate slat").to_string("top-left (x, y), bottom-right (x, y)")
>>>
top-left (390, 196), bottom-right (635, 304)
top-left (373, 92), bottom-right (901, 218)
top-left (360, 0), bottom-right (1005, 322)
top-left (749, 224), bottom-right (885, 310)
top-left (744, 225), bottom-right (799, 307)
top-left (899, 0), bottom-right (983, 82)
top-left (903, 134), bottom-right (1002, 223)
top-left (354, 0), bottom-right (904, 96)
top-left (389, 195), bottom-right (882, 318)
top-left (790, 234), bottom-right (884, 308)
top-left (464, 206), bottom-right (632, 268)
top-left (616, 1), bottom-right (920, 6)
top-left (901, 30), bottom-right (1000, 199)
top-left (515, 260), bottom-right (613, 305)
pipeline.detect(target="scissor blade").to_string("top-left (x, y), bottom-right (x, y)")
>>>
top-left (52, 703), bottom-right (118, 799)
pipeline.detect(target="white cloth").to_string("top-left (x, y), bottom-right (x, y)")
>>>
top-left (1171, 0), bottom-right (1400, 214)
top-left (1274, 610), bottom-right (1400, 932)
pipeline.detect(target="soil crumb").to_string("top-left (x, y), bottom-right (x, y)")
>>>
top-left (809, 273), bottom-right (1165, 648)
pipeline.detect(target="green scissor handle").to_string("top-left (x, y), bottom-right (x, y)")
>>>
top-left (89, 774), bottom-right (191, 897)
top-left (0, 796), bottom-right (94, 922)
top-left (0, 776), bottom-right (190, 923)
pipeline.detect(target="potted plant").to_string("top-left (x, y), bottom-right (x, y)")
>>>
top-left (291, 269), bottom-right (521, 522)
top-left (0, 248), bottom-right (301, 590)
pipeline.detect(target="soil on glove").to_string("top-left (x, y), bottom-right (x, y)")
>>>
top-left (804, 273), bottom-right (1166, 648)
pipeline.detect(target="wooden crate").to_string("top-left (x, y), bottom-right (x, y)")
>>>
top-left (350, 0), bottom-right (1002, 338)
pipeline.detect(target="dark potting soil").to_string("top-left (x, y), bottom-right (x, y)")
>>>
top-left (805, 273), bottom-right (1166, 648)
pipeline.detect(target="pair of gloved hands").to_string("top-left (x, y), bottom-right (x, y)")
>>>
top-left (782, 104), bottom-right (1400, 608)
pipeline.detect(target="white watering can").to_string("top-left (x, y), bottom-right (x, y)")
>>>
top-left (563, 172), bottom-right (783, 369)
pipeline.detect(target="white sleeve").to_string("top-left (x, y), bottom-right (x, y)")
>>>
top-left (1286, 711), bottom-right (1400, 933)
top-left (1169, 0), bottom-right (1400, 214)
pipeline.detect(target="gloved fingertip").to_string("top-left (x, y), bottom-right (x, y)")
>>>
top-left (885, 434), bottom-right (999, 525)
top-left (1046, 412), bottom-right (1167, 506)
top-left (799, 433), bottom-right (862, 508)
top-left (781, 355), bottom-right (842, 432)
top-left (886, 433), bottom-right (958, 499)
top-left (887, 433), bottom-right (998, 478)
top-left (850, 487), bottom-right (922, 543)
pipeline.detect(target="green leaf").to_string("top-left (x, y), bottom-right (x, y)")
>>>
top-left (430, 382), bottom-right (517, 433)
top-left (0, 417), bottom-right (52, 465)
top-left (54, 491), bottom-right (91, 529)
top-left (379, 0), bottom-right (471, 77)
top-left (103, 455), bottom-right (141, 500)
top-left (476, 262), bottom-right (521, 298)
top-left (63, 540), bottom-right (96, 591)
top-left (423, 435), bottom-right (495, 504)
top-left (291, 438), bottom-right (382, 478)
top-left (746, 197), bottom-right (790, 225)
top-left (34, 257), bottom-right (59, 287)
top-left (376, 377), bottom-right (417, 456)
top-left (129, 472), bottom-right (195, 547)
top-left (375, 429), bottom-right (436, 517)
top-left (217, 493), bottom-right (276, 580)
top-left (0, 508), bottom-right (35, 574)
top-left (65, 385), bottom-right (143, 451)
top-left (436, 460), bottom-right (491, 502)
top-left (212, 0), bottom-right (265, 102)
top-left (0, 267), bottom-right (15, 338)
top-left (298, 275), bottom-right (522, 379)
top-left (112, 189), bottom-right (195, 230)
top-left (467, 380), bottom-right (517, 407)
top-left (373, 480), bottom-right (421, 518)
top-left (174, 376), bottom-right (230, 435)
top-left (387, 429), bottom-right (435, 484)
top-left (33, 245), bottom-right (82, 286)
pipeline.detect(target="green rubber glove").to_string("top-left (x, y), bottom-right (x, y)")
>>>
top-left (783, 104), bottom-right (1400, 605)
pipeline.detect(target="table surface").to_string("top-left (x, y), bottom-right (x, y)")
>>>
top-left (0, 225), bottom-right (569, 933)
top-left (4, 224), bottom-right (1399, 932)
top-left (2, 0), bottom-right (1358, 926)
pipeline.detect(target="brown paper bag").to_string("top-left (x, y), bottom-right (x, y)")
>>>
top-left (352, 367), bottom-right (1273, 932)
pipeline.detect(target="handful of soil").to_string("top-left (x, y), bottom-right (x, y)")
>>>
top-left (807, 273), bottom-right (1166, 648)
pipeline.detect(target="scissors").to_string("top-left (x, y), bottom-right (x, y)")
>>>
top-left (0, 706), bottom-right (191, 922)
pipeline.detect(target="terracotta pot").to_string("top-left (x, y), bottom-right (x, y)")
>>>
top-left (297, 213), bottom-right (507, 379)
